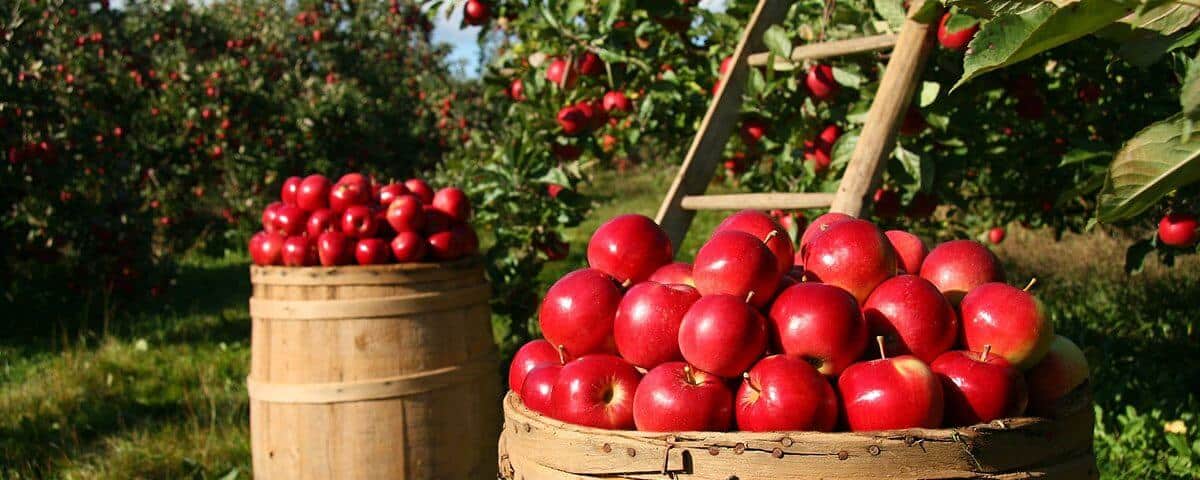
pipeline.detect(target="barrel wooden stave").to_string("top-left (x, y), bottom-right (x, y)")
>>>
top-left (250, 260), bottom-right (500, 480)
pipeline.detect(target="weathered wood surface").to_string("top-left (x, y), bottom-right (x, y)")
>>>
top-left (680, 192), bottom-right (835, 211)
top-left (746, 33), bottom-right (897, 67)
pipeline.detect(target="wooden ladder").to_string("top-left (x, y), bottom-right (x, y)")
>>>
top-left (654, 0), bottom-right (939, 252)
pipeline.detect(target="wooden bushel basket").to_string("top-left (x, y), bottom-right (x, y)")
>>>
top-left (498, 385), bottom-right (1098, 480)
top-left (248, 258), bottom-right (501, 479)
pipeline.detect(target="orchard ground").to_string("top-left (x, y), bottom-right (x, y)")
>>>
top-left (2, 166), bottom-right (1197, 479)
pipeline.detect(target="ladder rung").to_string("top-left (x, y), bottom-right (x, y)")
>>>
top-left (680, 193), bottom-right (835, 211)
top-left (747, 34), bottom-right (897, 67)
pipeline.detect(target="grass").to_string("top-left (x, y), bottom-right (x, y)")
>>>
top-left (2, 164), bottom-right (1198, 478)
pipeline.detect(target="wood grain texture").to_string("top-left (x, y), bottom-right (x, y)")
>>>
top-left (680, 192), bottom-right (835, 211)
top-left (498, 387), bottom-right (1097, 480)
top-left (746, 33), bottom-right (897, 66)
top-left (829, 0), bottom-right (938, 217)
top-left (249, 260), bottom-right (500, 479)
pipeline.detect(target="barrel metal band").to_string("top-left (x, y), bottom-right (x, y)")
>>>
top-left (247, 354), bottom-right (496, 404)
top-left (249, 283), bottom-right (490, 320)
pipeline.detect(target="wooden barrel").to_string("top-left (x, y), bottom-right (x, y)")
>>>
top-left (498, 384), bottom-right (1098, 479)
top-left (248, 258), bottom-right (500, 479)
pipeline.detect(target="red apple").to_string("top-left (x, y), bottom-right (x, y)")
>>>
top-left (306, 208), bottom-right (337, 237)
top-left (432, 187), bottom-right (471, 223)
top-left (1025, 335), bottom-right (1089, 417)
top-left (250, 231), bottom-right (286, 265)
top-left (613, 282), bottom-right (700, 369)
top-left (296, 174), bottom-right (331, 211)
top-left (509, 339), bottom-right (563, 392)
top-left (538, 268), bottom-right (623, 357)
top-left (798, 212), bottom-right (852, 254)
top-left (919, 240), bottom-right (1006, 304)
top-left (337, 173), bottom-right (370, 189)
top-left (451, 224), bottom-right (479, 256)
top-left (739, 117), bottom-right (768, 145)
top-left (329, 180), bottom-right (371, 213)
top-left (693, 230), bottom-right (780, 309)
top-left (802, 219), bottom-right (898, 304)
top-left (404, 178), bottom-right (435, 204)
top-left (806, 64), bottom-right (839, 101)
top-left (862, 275), bottom-right (958, 363)
top-left (273, 204), bottom-right (309, 236)
top-left (520, 364), bottom-right (562, 416)
top-left (988, 227), bottom-right (1006, 245)
top-left (280, 176), bottom-right (302, 205)
top-left (462, 0), bottom-right (489, 26)
top-left (507, 78), bottom-right (526, 101)
top-left (576, 52), bottom-right (604, 76)
top-left (601, 90), bottom-right (631, 114)
top-left (816, 124), bottom-right (841, 150)
top-left (937, 13), bottom-right (979, 52)
top-left (426, 230), bottom-right (462, 260)
top-left (633, 362), bottom-right (733, 432)
top-left (586, 214), bottom-right (673, 286)
top-left (647, 262), bottom-right (694, 286)
top-left (261, 201), bottom-right (283, 233)
top-left (316, 231), bottom-right (353, 266)
top-left (713, 210), bottom-right (794, 277)
top-left (960, 282), bottom-right (1054, 369)
top-left (885, 230), bottom-right (927, 274)
top-left (340, 205), bottom-right (379, 238)
top-left (385, 194), bottom-right (426, 233)
top-left (551, 354), bottom-right (641, 429)
top-left (422, 205), bottom-right (453, 234)
top-left (1158, 212), bottom-right (1198, 247)
top-left (281, 235), bottom-right (316, 266)
top-left (390, 230), bottom-right (427, 262)
top-left (377, 182), bottom-right (409, 207)
top-left (767, 282), bottom-right (867, 376)
top-left (838, 340), bottom-right (944, 431)
top-left (354, 238), bottom-right (391, 265)
top-left (931, 348), bottom-right (1028, 426)
top-left (736, 354), bottom-right (839, 432)
top-left (556, 104), bottom-right (588, 136)
top-left (544, 58), bottom-right (577, 89)
top-left (678, 294), bottom-right (768, 378)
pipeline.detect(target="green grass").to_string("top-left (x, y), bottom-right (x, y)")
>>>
top-left (2, 165), bottom-right (1198, 478)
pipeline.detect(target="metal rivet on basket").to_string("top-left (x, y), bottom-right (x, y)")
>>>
top-left (733, 443), bottom-right (746, 455)
top-left (780, 437), bottom-right (794, 447)
top-left (602, 443), bottom-right (612, 453)
top-left (868, 445), bottom-right (881, 456)
top-left (626, 448), bottom-right (636, 457)
top-left (708, 446), bottom-right (720, 456)
top-left (837, 450), bottom-right (850, 461)
top-left (771, 448), bottom-right (784, 459)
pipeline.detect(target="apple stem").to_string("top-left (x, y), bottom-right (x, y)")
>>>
top-left (742, 371), bottom-right (759, 393)
top-left (981, 344), bottom-right (992, 362)
top-left (763, 230), bottom-right (779, 243)
top-left (683, 364), bottom-right (695, 385)
top-left (876, 336), bottom-right (887, 359)
top-left (1023, 277), bottom-right (1038, 292)
top-left (555, 344), bottom-right (568, 365)
top-left (621, 278), bottom-right (633, 289)
top-left (745, 291), bottom-right (755, 304)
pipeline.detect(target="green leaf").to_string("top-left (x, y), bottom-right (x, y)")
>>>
top-left (763, 25), bottom-right (792, 60)
top-left (746, 68), bottom-right (766, 97)
top-left (1121, 4), bottom-right (1199, 35)
top-left (908, 0), bottom-right (944, 23)
top-left (602, 0), bottom-right (622, 28)
top-left (1182, 52), bottom-right (1200, 120)
top-left (1124, 238), bottom-right (1154, 274)
top-left (831, 133), bottom-right (860, 173)
top-left (1097, 114), bottom-right (1200, 223)
top-left (947, 0), bottom-right (1045, 18)
top-left (946, 12), bottom-right (979, 31)
top-left (953, 1), bottom-right (1129, 90)
top-left (874, 0), bottom-right (907, 29)
top-left (1059, 148), bottom-right (1112, 167)
top-left (919, 81), bottom-right (941, 107)
top-left (831, 66), bottom-right (865, 89)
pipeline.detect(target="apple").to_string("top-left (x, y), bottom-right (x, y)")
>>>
top-left (556, 105), bottom-right (588, 136)
top-left (815, 124), bottom-right (841, 151)
top-left (586, 214), bottom-right (673, 286)
top-left (296, 174), bottom-right (331, 211)
top-left (633, 362), bottom-right (733, 432)
top-left (377, 182), bottom-right (408, 207)
top-left (678, 294), bottom-right (768, 378)
top-left (250, 231), bottom-right (286, 265)
top-left (341, 205), bottom-right (379, 238)
top-left (613, 282), bottom-right (700, 369)
top-left (390, 230), bottom-right (427, 262)
top-left (601, 90), bottom-right (631, 114)
top-left (432, 187), bottom-right (471, 223)
top-left (316, 231), bottom-right (353, 266)
top-left (337, 173), bottom-right (370, 188)
top-left (462, 0), bottom-right (489, 26)
top-left (1025, 335), bottom-right (1089, 417)
top-left (306, 208), bottom-right (337, 237)
top-left (805, 64), bottom-right (839, 101)
top-left (838, 338), bottom-right (944, 431)
top-left (802, 219), bottom-right (898, 304)
top-left (282, 235), bottom-right (316, 266)
top-left (647, 262), bottom-right (694, 286)
top-left (693, 230), bottom-right (780, 309)
top-left (544, 58), bottom-right (577, 89)
top-left (551, 354), bottom-right (642, 429)
top-left (739, 117), bottom-right (768, 145)
top-left (713, 210), bottom-right (794, 277)
top-left (452, 223), bottom-right (480, 256)
top-left (767, 283), bottom-right (867, 376)
top-left (261, 201), bottom-right (283, 233)
top-left (273, 204), bottom-right (309, 236)
top-left (404, 178), bottom-right (435, 204)
top-left (798, 212), bottom-right (852, 254)
top-left (426, 230), bottom-right (462, 260)
top-left (932, 348), bottom-right (1028, 426)
top-left (538, 268), bottom-right (623, 357)
top-left (385, 194), bottom-right (425, 233)
top-left (885, 230), bottom-right (927, 274)
top-left (988, 227), bottom-right (1006, 245)
top-left (354, 238), bottom-right (391, 265)
top-left (280, 176), bottom-right (302, 205)
top-left (576, 52), bottom-right (604, 76)
top-left (937, 12), bottom-right (979, 52)
top-left (329, 180), bottom-right (371, 213)
top-left (960, 282), bottom-right (1054, 369)
top-left (422, 205), bottom-right (453, 234)
top-left (1158, 212), bottom-right (1198, 247)
top-left (862, 275), bottom-right (958, 363)
top-left (509, 339), bottom-right (564, 392)
top-left (736, 354), bottom-right (839, 432)
top-left (919, 240), bottom-right (1006, 304)
top-left (520, 364), bottom-right (562, 416)
top-left (507, 78), bottom-right (526, 101)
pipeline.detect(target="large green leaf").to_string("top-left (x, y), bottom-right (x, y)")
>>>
top-left (1119, 4), bottom-right (1199, 35)
top-left (947, 0), bottom-right (1050, 18)
top-left (953, 0), bottom-right (1129, 90)
top-left (1182, 53), bottom-right (1200, 120)
top-left (1097, 114), bottom-right (1200, 222)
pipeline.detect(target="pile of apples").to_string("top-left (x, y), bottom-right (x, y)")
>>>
top-left (509, 211), bottom-right (1090, 433)
top-left (249, 173), bottom-right (478, 266)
